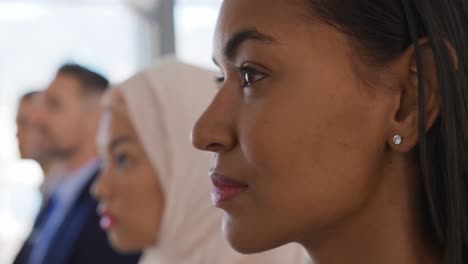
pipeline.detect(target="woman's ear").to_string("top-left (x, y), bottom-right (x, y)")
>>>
top-left (387, 39), bottom-right (441, 152)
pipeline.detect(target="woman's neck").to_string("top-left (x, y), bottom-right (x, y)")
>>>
top-left (303, 154), bottom-right (441, 264)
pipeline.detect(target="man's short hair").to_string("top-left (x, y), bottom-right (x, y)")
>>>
top-left (57, 64), bottom-right (109, 96)
top-left (20, 91), bottom-right (40, 103)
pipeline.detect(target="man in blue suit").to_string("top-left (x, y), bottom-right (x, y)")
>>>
top-left (14, 64), bottom-right (141, 264)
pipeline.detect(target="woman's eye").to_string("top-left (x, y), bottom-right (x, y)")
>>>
top-left (239, 67), bottom-right (266, 88)
top-left (215, 76), bottom-right (225, 87)
top-left (114, 153), bottom-right (132, 169)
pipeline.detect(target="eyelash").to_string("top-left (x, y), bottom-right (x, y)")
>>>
top-left (238, 66), bottom-right (266, 88)
top-left (215, 76), bottom-right (224, 86)
top-left (215, 65), bottom-right (267, 89)
top-left (114, 152), bottom-right (132, 170)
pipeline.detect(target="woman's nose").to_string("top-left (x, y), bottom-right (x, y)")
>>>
top-left (191, 90), bottom-right (238, 154)
top-left (91, 167), bottom-right (111, 201)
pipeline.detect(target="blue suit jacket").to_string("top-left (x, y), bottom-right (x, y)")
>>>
top-left (13, 169), bottom-right (141, 264)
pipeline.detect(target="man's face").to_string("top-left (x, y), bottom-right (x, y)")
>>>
top-left (16, 98), bottom-right (38, 159)
top-left (36, 73), bottom-right (87, 158)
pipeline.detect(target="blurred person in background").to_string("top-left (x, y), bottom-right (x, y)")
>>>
top-left (16, 91), bottom-right (63, 203)
top-left (14, 64), bottom-right (141, 264)
top-left (92, 57), bottom-right (307, 264)
top-left (16, 91), bottom-right (41, 161)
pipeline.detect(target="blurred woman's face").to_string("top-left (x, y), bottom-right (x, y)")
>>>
top-left (192, 0), bottom-right (402, 254)
top-left (92, 90), bottom-right (164, 252)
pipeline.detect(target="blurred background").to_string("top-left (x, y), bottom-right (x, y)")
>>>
top-left (0, 0), bottom-right (221, 262)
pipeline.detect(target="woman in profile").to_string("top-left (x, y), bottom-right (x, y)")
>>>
top-left (91, 57), bottom-right (307, 263)
top-left (191, 0), bottom-right (468, 263)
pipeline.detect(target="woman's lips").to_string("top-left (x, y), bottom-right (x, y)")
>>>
top-left (97, 204), bottom-right (117, 231)
top-left (211, 173), bottom-right (248, 206)
top-left (100, 215), bottom-right (116, 231)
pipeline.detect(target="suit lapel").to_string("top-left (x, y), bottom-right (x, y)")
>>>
top-left (41, 169), bottom-right (99, 264)
top-left (13, 193), bottom-right (57, 264)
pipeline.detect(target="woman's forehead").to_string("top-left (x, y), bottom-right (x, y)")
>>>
top-left (99, 102), bottom-right (135, 142)
top-left (216, 0), bottom-right (308, 37)
top-left (214, 0), bottom-right (319, 60)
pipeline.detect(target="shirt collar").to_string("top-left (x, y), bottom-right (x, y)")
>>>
top-left (55, 159), bottom-right (100, 205)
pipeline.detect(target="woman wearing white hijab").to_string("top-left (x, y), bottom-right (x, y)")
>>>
top-left (91, 57), bottom-right (307, 263)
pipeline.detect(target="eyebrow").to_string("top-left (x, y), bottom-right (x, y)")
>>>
top-left (216, 28), bottom-right (278, 63)
top-left (108, 136), bottom-right (135, 152)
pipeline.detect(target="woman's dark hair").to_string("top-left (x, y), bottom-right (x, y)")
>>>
top-left (305, 0), bottom-right (468, 263)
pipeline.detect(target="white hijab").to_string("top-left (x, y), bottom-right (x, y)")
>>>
top-left (117, 57), bottom-right (307, 264)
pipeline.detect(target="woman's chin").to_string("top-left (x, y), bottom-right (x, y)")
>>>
top-left (223, 218), bottom-right (284, 254)
top-left (108, 232), bottom-right (146, 253)
top-left (225, 231), bottom-right (285, 255)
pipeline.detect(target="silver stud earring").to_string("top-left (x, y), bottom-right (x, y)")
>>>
top-left (393, 135), bottom-right (403, 145)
